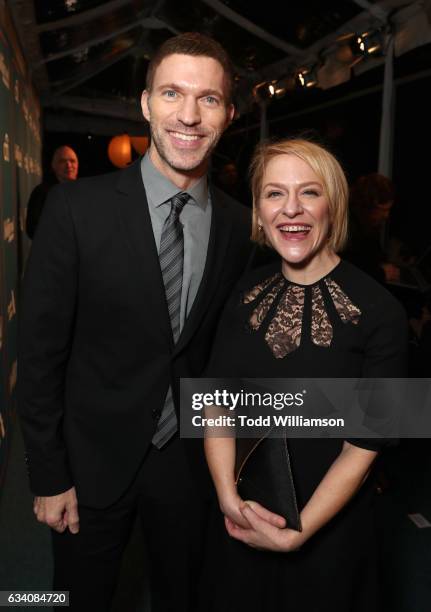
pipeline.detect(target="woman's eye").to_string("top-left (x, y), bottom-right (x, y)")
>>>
top-left (266, 190), bottom-right (282, 198)
top-left (302, 189), bottom-right (320, 196)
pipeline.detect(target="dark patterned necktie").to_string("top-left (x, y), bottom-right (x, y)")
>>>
top-left (152, 192), bottom-right (190, 448)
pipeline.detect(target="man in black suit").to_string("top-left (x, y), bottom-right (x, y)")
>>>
top-left (25, 145), bottom-right (79, 239)
top-left (18, 33), bottom-right (252, 611)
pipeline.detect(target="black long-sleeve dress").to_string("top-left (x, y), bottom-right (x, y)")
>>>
top-left (204, 259), bottom-right (408, 612)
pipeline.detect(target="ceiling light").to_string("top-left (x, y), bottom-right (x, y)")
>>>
top-left (350, 30), bottom-right (384, 57)
top-left (295, 67), bottom-right (318, 89)
top-left (253, 81), bottom-right (276, 103)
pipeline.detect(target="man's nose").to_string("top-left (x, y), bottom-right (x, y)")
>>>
top-left (177, 96), bottom-right (201, 126)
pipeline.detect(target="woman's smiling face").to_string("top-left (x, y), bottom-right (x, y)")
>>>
top-left (257, 153), bottom-right (332, 271)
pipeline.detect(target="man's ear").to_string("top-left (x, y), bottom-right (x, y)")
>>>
top-left (141, 90), bottom-right (150, 122)
top-left (226, 103), bottom-right (235, 127)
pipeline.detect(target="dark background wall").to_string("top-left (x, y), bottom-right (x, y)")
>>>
top-left (0, 2), bottom-right (41, 488)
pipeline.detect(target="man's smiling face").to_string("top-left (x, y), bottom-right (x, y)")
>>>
top-left (141, 53), bottom-right (234, 183)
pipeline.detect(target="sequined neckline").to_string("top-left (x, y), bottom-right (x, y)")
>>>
top-left (242, 266), bottom-right (361, 359)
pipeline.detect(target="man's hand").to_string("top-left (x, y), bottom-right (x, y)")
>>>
top-left (33, 486), bottom-right (79, 534)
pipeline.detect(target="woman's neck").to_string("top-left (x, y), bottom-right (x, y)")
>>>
top-left (281, 250), bottom-right (340, 286)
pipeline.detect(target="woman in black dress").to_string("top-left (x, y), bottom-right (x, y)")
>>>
top-left (204, 139), bottom-right (407, 611)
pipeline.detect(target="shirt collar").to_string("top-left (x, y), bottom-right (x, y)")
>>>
top-left (141, 153), bottom-right (208, 210)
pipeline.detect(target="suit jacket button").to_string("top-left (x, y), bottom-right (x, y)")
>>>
top-left (152, 408), bottom-right (161, 420)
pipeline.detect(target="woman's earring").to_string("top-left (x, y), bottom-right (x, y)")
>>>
top-left (258, 224), bottom-right (263, 231)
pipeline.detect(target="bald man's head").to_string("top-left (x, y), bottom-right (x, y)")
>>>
top-left (52, 146), bottom-right (78, 182)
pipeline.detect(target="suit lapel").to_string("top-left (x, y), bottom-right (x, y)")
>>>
top-left (116, 160), bottom-right (172, 344)
top-left (173, 186), bottom-right (234, 356)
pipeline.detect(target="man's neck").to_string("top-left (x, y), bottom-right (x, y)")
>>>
top-left (148, 148), bottom-right (207, 191)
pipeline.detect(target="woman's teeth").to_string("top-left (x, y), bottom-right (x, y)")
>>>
top-left (279, 225), bottom-right (311, 232)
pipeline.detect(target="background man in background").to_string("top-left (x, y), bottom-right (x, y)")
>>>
top-left (19, 32), bottom-right (252, 611)
top-left (25, 145), bottom-right (78, 239)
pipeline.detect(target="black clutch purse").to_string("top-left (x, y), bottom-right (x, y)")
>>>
top-left (234, 434), bottom-right (302, 531)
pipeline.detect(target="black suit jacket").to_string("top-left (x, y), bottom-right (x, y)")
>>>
top-left (18, 160), bottom-right (253, 508)
top-left (25, 180), bottom-right (57, 239)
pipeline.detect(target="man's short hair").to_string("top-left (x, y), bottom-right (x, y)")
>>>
top-left (145, 32), bottom-right (234, 104)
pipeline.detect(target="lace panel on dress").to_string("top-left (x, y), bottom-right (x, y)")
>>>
top-left (249, 277), bottom-right (285, 330)
top-left (311, 285), bottom-right (333, 347)
top-left (264, 285), bottom-right (305, 358)
top-left (325, 278), bottom-right (361, 325)
top-left (243, 273), bottom-right (282, 304)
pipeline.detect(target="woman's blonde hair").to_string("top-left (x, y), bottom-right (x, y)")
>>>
top-left (250, 138), bottom-right (349, 252)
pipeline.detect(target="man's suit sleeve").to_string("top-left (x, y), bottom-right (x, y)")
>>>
top-left (18, 184), bottom-right (78, 496)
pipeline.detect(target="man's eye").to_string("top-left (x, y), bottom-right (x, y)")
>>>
top-left (204, 96), bottom-right (218, 104)
top-left (164, 90), bottom-right (177, 98)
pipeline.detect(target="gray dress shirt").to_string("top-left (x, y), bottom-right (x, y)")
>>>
top-left (141, 154), bottom-right (212, 333)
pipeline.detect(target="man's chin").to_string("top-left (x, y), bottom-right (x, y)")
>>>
top-left (167, 154), bottom-right (208, 174)
top-left (151, 138), bottom-right (213, 175)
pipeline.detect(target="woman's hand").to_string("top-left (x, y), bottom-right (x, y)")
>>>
top-left (220, 493), bottom-right (287, 531)
top-left (225, 443), bottom-right (378, 552)
top-left (204, 435), bottom-right (286, 532)
top-left (225, 501), bottom-right (301, 552)
top-left (219, 490), bottom-right (251, 528)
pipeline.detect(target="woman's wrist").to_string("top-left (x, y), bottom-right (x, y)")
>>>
top-left (218, 485), bottom-right (240, 512)
top-left (280, 526), bottom-right (307, 552)
top-left (214, 475), bottom-right (237, 501)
